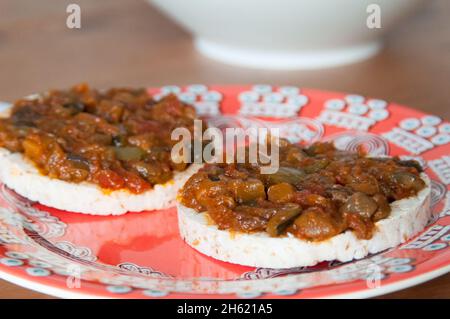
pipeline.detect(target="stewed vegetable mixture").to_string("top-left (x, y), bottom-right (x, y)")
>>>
top-left (0, 84), bottom-right (198, 193)
top-left (179, 141), bottom-right (426, 241)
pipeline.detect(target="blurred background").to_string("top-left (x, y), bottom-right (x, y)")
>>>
top-left (0, 0), bottom-right (448, 298)
top-left (0, 0), bottom-right (448, 119)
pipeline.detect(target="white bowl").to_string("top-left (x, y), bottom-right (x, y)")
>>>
top-left (149, 0), bottom-right (427, 69)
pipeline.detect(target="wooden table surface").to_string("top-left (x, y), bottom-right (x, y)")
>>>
top-left (0, 0), bottom-right (448, 299)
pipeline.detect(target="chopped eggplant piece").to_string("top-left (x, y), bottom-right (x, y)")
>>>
top-left (113, 146), bottom-right (146, 161)
top-left (392, 172), bottom-right (425, 192)
top-left (341, 192), bottom-right (378, 219)
top-left (266, 204), bottom-right (302, 237)
top-left (264, 166), bottom-right (305, 185)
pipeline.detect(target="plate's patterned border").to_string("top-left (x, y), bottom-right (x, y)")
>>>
top-left (0, 85), bottom-right (448, 299)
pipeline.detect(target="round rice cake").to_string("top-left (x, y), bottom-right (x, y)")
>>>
top-left (177, 173), bottom-right (431, 268)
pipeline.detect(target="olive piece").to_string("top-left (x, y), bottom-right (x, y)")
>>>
top-left (266, 204), bottom-right (302, 237)
top-left (231, 178), bottom-right (266, 203)
top-left (231, 212), bottom-right (267, 232)
top-left (395, 159), bottom-right (423, 172)
top-left (264, 166), bottom-right (305, 185)
top-left (63, 101), bottom-right (85, 113)
top-left (391, 172), bottom-right (425, 192)
top-left (267, 182), bottom-right (295, 204)
top-left (67, 153), bottom-right (90, 171)
top-left (235, 205), bottom-right (273, 219)
top-left (293, 206), bottom-right (341, 241)
top-left (327, 185), bottom-right (352, 204)
top-left (372, 193), bottom-right (391, 221)
top-left (347, 174), bottom-right (379, 195)
top-left (90, 133), bottom-right (112, 145)
top-left (113, 146), bottom-right (146, 161)
top-left (11, 106), bottom-right (40, 127)
top-left (340, 192), bottom-right (378, 219)
top-left (304, 159), bottom-right (329, 174)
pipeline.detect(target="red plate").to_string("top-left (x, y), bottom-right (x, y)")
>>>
top-left (0, 85), bottom-right (448, 298)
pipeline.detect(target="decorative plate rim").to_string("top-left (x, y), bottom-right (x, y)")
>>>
top-left (0, 84), bottom-right (448, 298)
